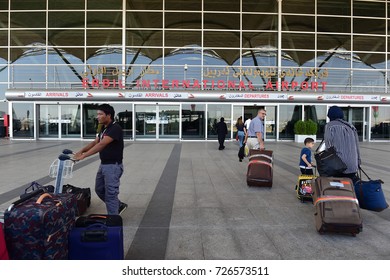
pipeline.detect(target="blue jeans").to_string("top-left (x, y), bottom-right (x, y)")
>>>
top-left (237, 130), bottom-right (245, 147)
top-left (95, 163), bottom-right (123, 215)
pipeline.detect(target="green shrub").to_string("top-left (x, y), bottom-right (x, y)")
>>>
top-left (294, 120), bottom-right (306, 134)
top-left (305, 119), bottom-right (318, 135)
top-left (294, 119), bottom-right (318, 135)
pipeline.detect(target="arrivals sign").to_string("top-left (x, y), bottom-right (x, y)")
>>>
top-left (127, 92), bottom-right (188, 99)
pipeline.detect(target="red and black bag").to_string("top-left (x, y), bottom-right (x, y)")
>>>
top-left (4, 192), bottom-right (77, 259)
top-left (246, 149), bottom-right (273, 187)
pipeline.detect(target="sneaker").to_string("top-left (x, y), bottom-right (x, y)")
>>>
top-left (118, 202), bottom-right (128, 215)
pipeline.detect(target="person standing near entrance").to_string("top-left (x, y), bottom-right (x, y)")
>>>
top-left (235, 116), bottom-right (245, 148)
top-left (244, 116), bottom-right (252, 135)
top-left (216, 117), bottom-right (228, 150)
top-left (74, 104), bottom-right (127, 215)
top-left (324, 105), bottom-right (361, 181)
top-left (245, 108), bottom-right (266, 151)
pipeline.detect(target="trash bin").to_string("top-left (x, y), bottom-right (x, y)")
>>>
top-left (0, 126), bottom-right (5, 137)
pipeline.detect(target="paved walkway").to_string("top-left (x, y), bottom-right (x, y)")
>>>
top-left (1, 139), bottom-right (390, 259)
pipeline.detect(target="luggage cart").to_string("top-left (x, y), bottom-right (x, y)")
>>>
top-left (49, 149), bottom-right (75, 194)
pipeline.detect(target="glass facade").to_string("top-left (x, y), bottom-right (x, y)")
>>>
top-left (0, 0), bottom-right (389, 141)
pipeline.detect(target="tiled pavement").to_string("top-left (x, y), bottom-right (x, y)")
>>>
top-left (1, 138), bottom-right (390, 260)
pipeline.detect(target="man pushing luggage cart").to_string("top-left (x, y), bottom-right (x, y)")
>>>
top-left (73, 104), bottom-right (127, 215)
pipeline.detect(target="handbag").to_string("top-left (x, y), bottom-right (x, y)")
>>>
top-left (354, 167), bottom-right (388, 212)
top-left (62, 184), bottom-right (91, 216)
top-left (314, 139), bottom-right (347, 177)
top-left (235, 132), bottom-right (239, 141)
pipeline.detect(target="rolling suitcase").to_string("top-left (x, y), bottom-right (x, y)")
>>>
top-left (295, 168), bottom-right (317, 203)
top-left (4, 191), bottom-right (77, 259)
top-left (312, 177), bottom-right (363, 236)
top-left (68, 214), bottom-right (124, 260)
top-left (246, 149), bottom-right (273, 187)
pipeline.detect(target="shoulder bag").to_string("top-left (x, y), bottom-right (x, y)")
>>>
top-left (314, 139), bottom-right (347, 177)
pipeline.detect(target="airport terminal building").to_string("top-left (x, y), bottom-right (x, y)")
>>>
top-left (1, 0), bottom-right (390, 141)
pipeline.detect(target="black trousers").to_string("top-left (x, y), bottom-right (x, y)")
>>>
top-left (218, 135), bottom-right (226, 149)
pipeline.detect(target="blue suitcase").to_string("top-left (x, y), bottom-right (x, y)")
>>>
top-left (68, 214), bottom-right (124, 260)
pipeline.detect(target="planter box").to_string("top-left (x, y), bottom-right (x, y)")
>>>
top-left (294, 134), bottom-right (317, 143)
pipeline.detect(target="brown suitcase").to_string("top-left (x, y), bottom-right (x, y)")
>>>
top-left (312, 177), bottom-right (363, 236)
top-left (247, 149), bottom-right (273, 187)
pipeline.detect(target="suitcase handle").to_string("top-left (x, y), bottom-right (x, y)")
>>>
top-left (36, 193), bottom-right (62, 206)
top-left (36, 193), bottom-right (52, 204)
top-left (81, 224), bottom-right (108, 242)
top-left (7, 188), bottom-right (45, 211)
top-left (81, 230), bottom-right (108, 242)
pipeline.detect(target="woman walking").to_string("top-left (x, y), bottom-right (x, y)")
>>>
top-left (236, 116), bottom-right (245, 161)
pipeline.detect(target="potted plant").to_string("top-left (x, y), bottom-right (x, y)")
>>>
top-left (294, 119), bottom-right (317, 143)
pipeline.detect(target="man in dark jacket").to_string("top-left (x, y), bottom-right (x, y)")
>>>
top-left (216, 117), bottom-right (228, 150)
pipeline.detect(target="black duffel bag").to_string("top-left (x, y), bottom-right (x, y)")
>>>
top-left (62, 184), bottom-right (91, 216)
top-left (314, 140), bottom-right (347, 177)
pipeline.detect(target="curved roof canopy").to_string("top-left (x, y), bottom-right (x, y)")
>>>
top-left (0, 0), bottom-right (386, 66)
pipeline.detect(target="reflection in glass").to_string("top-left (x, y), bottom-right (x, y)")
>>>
top-left (83, 104), bottom-right (100, 138)
top-left (38, 104), bottom-right (59, 138)
top-left (265, 106), bottom-right (276, 140)
top-left (340, 107), bottom-right (364, 140)
top-left (182, 104), bottom-right (205, 139)
top-left (371, 106), bottom-right (390, 140)
top-left (207, 104), bottom-right (231, 139)
top-left (61, 105), bottom-right (81, 138)
top-left (135, 105), bottom-right (156, 138)
top-left (279, 105), bottom-right (302, 140)
top-left (159, 105), bottom-right (180, 139)
top-left (12, 103), bottom-right (34, 139)
top-left (304, 105), bottom-right (327, 138)
top-left (114, 105), bottom-right (133, 139)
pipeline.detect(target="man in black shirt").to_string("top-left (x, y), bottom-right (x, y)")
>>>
top-left (74, 104), bottom-right (127, 215)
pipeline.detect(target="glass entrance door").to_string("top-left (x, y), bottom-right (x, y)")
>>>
top-left (158, 105), bottom-right (179, 139)
top-left (135, 104), bottom-right (180, 139)
top-left (38, 104), bottom-right (59, 138)
top-left (38, 104), bottom-right (81, 139)
top-left (61, 104), bottom-right (81, 138)
top-left (340, 107), bottom-right (365, 141)
top-left (135, 105), bottom-right (156, 139)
